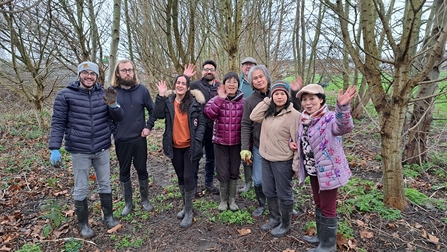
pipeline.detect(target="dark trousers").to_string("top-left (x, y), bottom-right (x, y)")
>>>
top-left (214, 144), bottom-right (241, 182)
top-left (310, 176), bottom-right (338, 217)
top-left (173, 147), bottom-right (198, 192)
top-left (261, 158), bottom-right (294, 205)
top-left (116, 137), bottom-right (148, 182)
top-left (195, 128), bottom-right (215, 185)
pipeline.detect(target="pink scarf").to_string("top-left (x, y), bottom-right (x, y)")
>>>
top-left (301, 104), bottom-right (328, 125)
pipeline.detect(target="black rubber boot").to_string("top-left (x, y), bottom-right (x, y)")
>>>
top-left (99, 193), bottom-right (119, 228)
top-left (74, 199), bottom-right (95, 238)
top-left (238, 164), bottom-right (253, 193)
top-left (261, 197), bottom-right (280, 231)
top-left (121, 181), bottom-right (133, 216)
top-left (271, 202), bottom-right (293, 237)
top-left (252, 186), bottom-right (266, 218)
top-left (180, 189), bottom-right (195, 228)
top-left (307, 215), bottom-right (337, 252)
top-left (177, 185), bottom-right (185, 219)
top-left (303, 207), bottom-right (321, 245)
top-left (139, 179), bottom-right (154, 212)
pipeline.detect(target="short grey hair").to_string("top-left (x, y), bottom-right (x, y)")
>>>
top-left (247, 65), bottom-right (271, 90)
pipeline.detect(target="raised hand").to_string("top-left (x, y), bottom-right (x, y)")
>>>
top-left (103, 87), bottom-right (117, 106)
top-left (183, 64), bottom-right (196, 78)
top-left (290, 75), bottom-right (303, 91)
top-left (337, 85), bottom-right (357, 106)
top-left (217, 84), bottom-right (227, 99)
top-left (156, 80), bottom-right (168, 96)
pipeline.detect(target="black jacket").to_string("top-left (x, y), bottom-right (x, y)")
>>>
top-left (152, 90), bottom-right (206, 162)
top-left (190, 78), bottom-right (220, 130)
top-left (111, 84), bottom-right (154, 143)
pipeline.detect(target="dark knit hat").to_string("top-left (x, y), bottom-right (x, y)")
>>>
top-left (77, 61), bottom-right (99, 76)
top-left (270, 80), bottom-right (290, 98)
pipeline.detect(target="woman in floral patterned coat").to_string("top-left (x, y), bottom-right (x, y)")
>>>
top-left (291, 84), bottom-right (356, 252)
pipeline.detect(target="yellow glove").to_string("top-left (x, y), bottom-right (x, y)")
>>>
top-left (240, 150), bottom-right (252, 160)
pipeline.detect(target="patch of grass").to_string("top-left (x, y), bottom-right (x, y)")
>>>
top-left (239, 189), bottom-right (256, 201)
top-left (338, 217), bottom-right (354, 239)
top-left (39, 200), bottom-right (66, 237)
top-left (302, 220), bottom-right (316, 231)
top-left (404, 188), bottom-right (447, 211)
top-left (64, 238), bottom-right (82, 252)
top-left (339, 178), bottom-right (402, 220)
top-left (403, 163), bottom-right (422, 178)
top-left (217, 210), bottom-right (255, 225)
top-left (430, 151), bottom-right (447, 168)
top-left (113, 234), bottom-right (144, 249)
top-left (16, 243), bottom-right (42, 252)
top-left (193, 197), bottom-right (219, 221)
top-left (46, 177), bottom-right (58, 189)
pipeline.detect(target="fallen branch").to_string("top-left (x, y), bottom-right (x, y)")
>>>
top-left (365, 224), bottom-right (445, 251)
top-left (40, 237), bottom-right (98, 246)
top-left (23, 173), bottom-right (31, 191)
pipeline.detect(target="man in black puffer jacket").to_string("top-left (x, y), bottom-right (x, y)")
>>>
top-left (49, 61), bottom-right (123, 238)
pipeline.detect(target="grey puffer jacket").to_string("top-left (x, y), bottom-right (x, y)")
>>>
top-left (49, 81), bottom-right (123, 154)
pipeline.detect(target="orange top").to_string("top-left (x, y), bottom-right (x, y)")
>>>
top-left (173, 99), bottom-right (191, 148)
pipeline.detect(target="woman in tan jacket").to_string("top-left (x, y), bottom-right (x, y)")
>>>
top-left (250, 80), bottom-right (300, 237)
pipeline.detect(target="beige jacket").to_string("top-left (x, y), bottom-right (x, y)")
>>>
top-left (250, 97), bottom-right (300, 166)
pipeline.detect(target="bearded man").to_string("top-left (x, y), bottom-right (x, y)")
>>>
top-left (110, 59), bottom-right (155, 216)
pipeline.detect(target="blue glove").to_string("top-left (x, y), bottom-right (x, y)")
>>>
top-left (50, 149), bottom-right (62, 167)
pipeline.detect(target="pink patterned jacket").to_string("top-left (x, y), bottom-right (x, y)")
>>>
top-left (294, 103), bottom-right (354, 190)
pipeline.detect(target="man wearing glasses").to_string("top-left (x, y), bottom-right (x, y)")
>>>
top-left (49, 61), bottom-right (123, 238)
top-left (189, 59), bottom-right (220, 194)
top-left (109, 59), bottom-right (155, 216)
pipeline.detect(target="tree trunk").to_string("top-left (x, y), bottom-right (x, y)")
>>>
top-left (380, 103), bottom-right (408, 209)
top-left (107, 0), bottom-right (121, 86)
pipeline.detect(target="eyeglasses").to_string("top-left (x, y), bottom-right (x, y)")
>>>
top-left (80, 71), bottom-right (97, 77)
top-left (119, 68), bottom-right (134, 74)
top-left (203, 68), bottom-right (215, 72)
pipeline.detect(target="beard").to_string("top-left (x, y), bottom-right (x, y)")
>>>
top-left (203, 73), bottom-right (215, 82)
top-left (118, 75), bottom-right (137, 87)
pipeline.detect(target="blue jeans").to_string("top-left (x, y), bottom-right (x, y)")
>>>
top-left (71, 149), bottom-right (112, 201)
top-left (252, 146), bottom-right (263, 187)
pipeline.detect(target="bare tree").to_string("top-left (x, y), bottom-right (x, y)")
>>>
top-left (404, 0), bottom-right (447, 164)
top-left (323, 0), bottom-right (447, 209)
top-left (49, 0), bottom-right (112, 83)
top-left (0, 0), bottom-right (62, 128)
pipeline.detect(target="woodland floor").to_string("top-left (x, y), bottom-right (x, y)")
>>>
top-left (0, 112), bottom-right (446, 252)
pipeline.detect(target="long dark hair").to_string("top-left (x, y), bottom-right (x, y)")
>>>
top-left (174, 74), bottom-right (193, 114)
top-left (264, 99), bottom-right (291, 118)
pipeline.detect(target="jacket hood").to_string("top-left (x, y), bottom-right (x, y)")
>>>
top-left (164, 89), bottom-right (206, 104)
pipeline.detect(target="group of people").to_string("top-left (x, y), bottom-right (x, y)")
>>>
top-left (49, 57), bottom-right (356, 252)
